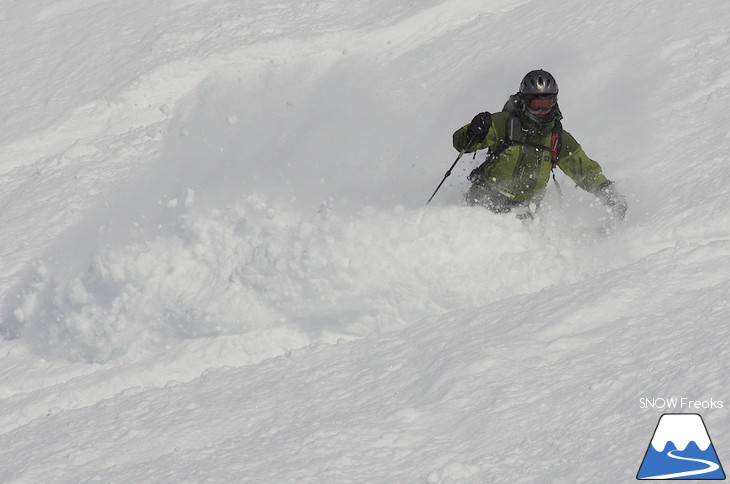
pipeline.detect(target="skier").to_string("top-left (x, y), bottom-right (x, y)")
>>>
top-left (453, 69), bottom-right (627, 220)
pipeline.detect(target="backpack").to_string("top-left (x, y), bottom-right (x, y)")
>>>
top-left (468, 94), bottom-right (564, 198)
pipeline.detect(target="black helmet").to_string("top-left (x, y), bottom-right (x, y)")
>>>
top-left (519, 69), bottom-right (558, 97)
top-left (519, 70), bottom-right (558, 122)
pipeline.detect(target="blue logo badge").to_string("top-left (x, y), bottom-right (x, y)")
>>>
top-left (637, 413), bottom-right (725, 480)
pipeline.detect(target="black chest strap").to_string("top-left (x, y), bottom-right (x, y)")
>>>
top-left (468, 115), bottom-right (564, 195)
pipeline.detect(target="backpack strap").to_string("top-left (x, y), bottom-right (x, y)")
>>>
top-left (550, 120), bottom-right (563, 168)
top-left (549, 119), bottom-right (564, 202)
top-left (468, 104), bottom-right (564, 183)
top-left (501, 94), bottom-right (564, 162)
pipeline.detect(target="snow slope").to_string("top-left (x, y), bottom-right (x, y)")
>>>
top-left (1, 0), bottom-right (729, 482)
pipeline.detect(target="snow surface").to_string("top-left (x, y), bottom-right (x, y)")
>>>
top-left (1, 0), bottom-right (729, 482)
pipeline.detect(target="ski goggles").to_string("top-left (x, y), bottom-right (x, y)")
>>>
top-left (527, 96), bottom-right (557, 112)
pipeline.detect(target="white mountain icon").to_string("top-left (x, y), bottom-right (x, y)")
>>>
top-left (637, 413), bottom-right (725, 480)
top-left (651, 414), bottom-right (712, 452)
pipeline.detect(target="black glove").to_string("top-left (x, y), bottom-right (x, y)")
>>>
top-left (595, 182), bottom-right (627, 220)
top-left (465, 111), bottom-right (492, 143)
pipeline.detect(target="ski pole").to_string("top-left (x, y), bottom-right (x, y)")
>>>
top-left (426, 135), bottom-right (476, 205)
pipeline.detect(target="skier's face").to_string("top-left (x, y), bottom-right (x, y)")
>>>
top-left (526, 96), bottom-right (556, 117)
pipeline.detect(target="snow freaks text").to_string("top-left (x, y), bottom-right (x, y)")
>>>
top-left (639, 398), bottom-right (724, 410)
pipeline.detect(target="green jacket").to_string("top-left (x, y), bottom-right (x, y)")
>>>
top-left (453, 110), bottom-right (610, 204)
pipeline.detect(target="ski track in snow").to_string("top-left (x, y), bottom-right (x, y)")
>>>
top-left (1, 0), bottom-right (730, 482)
top-left (645, 450), bottom-right (720, 480)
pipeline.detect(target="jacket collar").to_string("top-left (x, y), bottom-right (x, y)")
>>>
top-left (520, 105), bottom-right (562, 131)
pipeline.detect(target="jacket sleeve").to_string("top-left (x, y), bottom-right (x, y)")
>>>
top-left (452, 116), bottom-right (501, 153)
top-left (557, 131), bottom-right (610, 193)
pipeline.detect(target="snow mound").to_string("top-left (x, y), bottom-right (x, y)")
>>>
top-left (8, 186), bottom-right (628, 363)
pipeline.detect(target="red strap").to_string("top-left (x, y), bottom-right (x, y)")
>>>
top-left (550, 132), bottom-right (560, 168)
